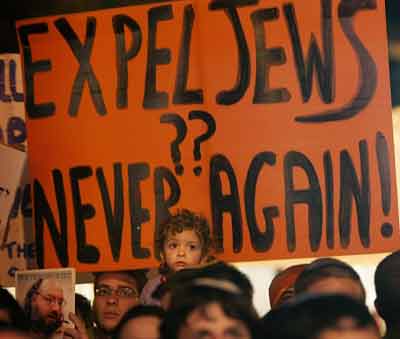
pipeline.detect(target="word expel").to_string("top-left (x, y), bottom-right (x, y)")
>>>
top-left (18, 0), bottom-right (376, 122)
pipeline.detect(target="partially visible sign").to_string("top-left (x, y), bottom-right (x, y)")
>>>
top-left (0, 143), bottom-right (27, 281)
top-left (0, 53), bottom-right (25, 147)
top-left (16, 0), bottom-right (400, 271)
top-left (0, 144), bottom-right (25, 231)
top-left (15, 267), bottom-right (76, 335)
top-left (0, 53), bottom-right (33, 286)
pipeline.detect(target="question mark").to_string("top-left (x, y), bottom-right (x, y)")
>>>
top-left (188, 110), bottom-right (216, 176)
top-left (160, 113), bottom-right (187, 175)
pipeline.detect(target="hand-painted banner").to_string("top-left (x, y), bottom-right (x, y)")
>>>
top-left (0, 144), bottom-right (25, 234)
top-left (0, 143), bottom-right (29, 283)
top-left (0, 54), bottom-right (26, 147)
top-left (16, 0), bottom-right (399, 271)
top-left (0, 53), bottom-right (34, 285)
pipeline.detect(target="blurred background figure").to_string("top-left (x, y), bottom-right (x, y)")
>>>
top-left (0, 288), bottom-right (29, 332)
top-left (374, 251), bottom-right (400, 339)
top-left (152, 260), bottom-right (254, 310)
top-left (113, 305), bottom-right (164, 339)
top-left (269, 264), bottom-right (306, 309)
top-left (386, 0), bottom-right (400, 107)
top-left (75, 293), bottom-right (95, 339)
top-left (160, 281), bottom-right (260, 339)
top-left (262, 294), bottom-right (379, 339)
top-left (294, 258), bottom-right (366, 303)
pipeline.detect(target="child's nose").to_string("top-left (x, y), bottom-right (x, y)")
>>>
top-left (177, 246), bottom-right (186, 256)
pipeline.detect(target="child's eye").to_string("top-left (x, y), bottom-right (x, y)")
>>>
top-left (189, 244), bottom-right (199, 250)
top-left (168, 242), bottom-right (178, 249)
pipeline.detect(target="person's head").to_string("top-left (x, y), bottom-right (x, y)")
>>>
top-left (93, 270), bottom-right (147, 335)
top-left (374, 251), bottom-right (400, 327)
top-left (24, 278), bottom-right (65, 336)
top-left (153, 260), bottom-right (254, 310)
top-left (0, 288), bottom-right (29, 331)
top-left (113, 305), bottom-right (165, 339)
top-left (262, 294), bottom-right (379, 339)
top-left (157, 209), bottom-right (212, 273)
top-left (294, 258), bottom-right (366, 303)
top-left (160, 283), bottom-right (259, 339)
top-left (151, 268), bottom-right (199, 310)
top-left (269, 264), bottom-right (306, 309)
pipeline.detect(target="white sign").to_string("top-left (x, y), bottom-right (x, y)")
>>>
top-left (0, 143), bottom-right (26, 231)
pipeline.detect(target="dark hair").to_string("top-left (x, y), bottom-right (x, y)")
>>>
top-left (0, 288), bottom-right (29, 331)
top-left (294, 258), bottom-right (366, 302)
top-left (23, 279), bottom-right (43, 322)
top-left (93, 269), bottom-right (148, 294)
top-left (156, 209), bottom-right (212, 259)
top-left (160, 284), bottom-right (259, 339)
top-left (153, 260), bottom-right (253, 303)
top-left (113, 305), bottom-right (165, 339)
top-left (375, 251), bottom-right (400, 324)
top-left (262, 294), bottom-right (378, 339)
top-left (151, 268), bottom-right (198, 301)
top-left (75, 293), bottom-right (94, 330)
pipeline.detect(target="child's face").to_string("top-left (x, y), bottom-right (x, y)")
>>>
top-left (162, 229), bottom-right (203, 272)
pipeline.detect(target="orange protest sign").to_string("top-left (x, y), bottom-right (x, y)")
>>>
top-left (16, 0), bottom-right (399, 271)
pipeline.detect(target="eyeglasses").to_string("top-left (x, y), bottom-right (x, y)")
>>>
top-left (94, 286), bottom-right (139, 298)
top-left (37, 292), bottom-right (66, 307)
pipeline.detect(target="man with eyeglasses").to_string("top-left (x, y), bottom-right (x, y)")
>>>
top-left (24, 278), bottom-right (66, 338)
top-left (92, 270), bottom-right (147, 339)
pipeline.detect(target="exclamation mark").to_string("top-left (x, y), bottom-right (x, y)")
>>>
top-left (376, 132), bottom-right (393, 238)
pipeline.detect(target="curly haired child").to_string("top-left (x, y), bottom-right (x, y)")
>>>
top-left (140, 208), bottom-right (213, 305)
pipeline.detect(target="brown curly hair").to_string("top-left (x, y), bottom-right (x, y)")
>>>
top-left (157, 209), bottom-right (213, 260)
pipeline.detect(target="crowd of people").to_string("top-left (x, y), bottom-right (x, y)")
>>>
top-left (0, 209), bottom-right (398, 339)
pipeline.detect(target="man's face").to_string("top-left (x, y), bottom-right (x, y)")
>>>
top-left (93, 272), bottom-right (140, 333)
top-left (30, 280), bottom-right (64, 335)
top-left (178, 303), bottom-right (251, 339)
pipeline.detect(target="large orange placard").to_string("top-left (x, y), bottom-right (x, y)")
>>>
top-left (16, 0), bottom-right (399, 271)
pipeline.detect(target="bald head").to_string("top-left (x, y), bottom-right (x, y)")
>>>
top-left (39, 279), bottom-right (63, 295)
